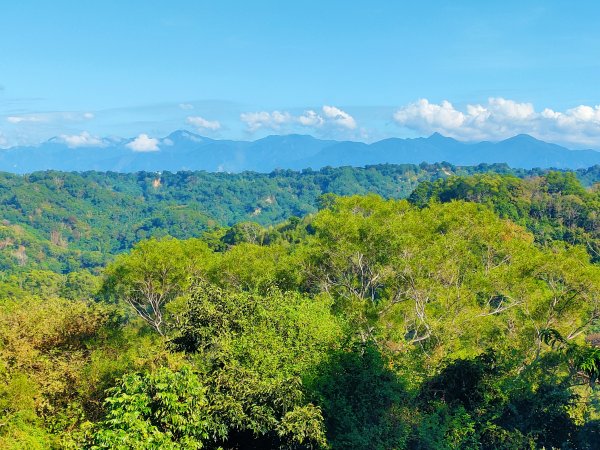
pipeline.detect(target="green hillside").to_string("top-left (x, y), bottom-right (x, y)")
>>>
top-left (1, 163), bottom-right (598, 274)
top-left (0, 166), bottom-right (599, 448)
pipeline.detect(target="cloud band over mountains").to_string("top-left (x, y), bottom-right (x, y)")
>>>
top-left (393, 98), bottom-right (600, 146)
top-left (240, 105), bottom-right (357, 133)
top-left (3, 99), bottom-right (600, 148)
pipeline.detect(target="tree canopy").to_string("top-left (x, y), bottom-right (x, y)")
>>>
top-left (1, 169), bottom-right (600, 448)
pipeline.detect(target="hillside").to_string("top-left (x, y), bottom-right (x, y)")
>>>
top-left (1, 163), bottom-right (599, 273)
top-left (0, 167), bottom-right (599, 448)
top-left (2, 192), bottom-right (600, 448)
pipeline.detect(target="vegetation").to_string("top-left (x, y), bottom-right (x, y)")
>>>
top-left (1, 166), bottom-right (600, 448)
top-left (0, 163), bottom-right (597, 274)
top-left (410, 171), bottom-right (600, 262)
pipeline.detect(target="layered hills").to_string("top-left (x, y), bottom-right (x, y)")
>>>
top-left (2, 131), bottom-right (600, 173)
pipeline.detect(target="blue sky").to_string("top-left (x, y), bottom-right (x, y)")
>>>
top-left (1, 1), bottom-right (600, 148)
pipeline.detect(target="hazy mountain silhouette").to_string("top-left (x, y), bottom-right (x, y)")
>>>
top-left (1, 131), bottom-right (599, 173)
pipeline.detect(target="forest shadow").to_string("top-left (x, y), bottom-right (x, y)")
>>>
top-left (306, 343), bottom-right (412, 450)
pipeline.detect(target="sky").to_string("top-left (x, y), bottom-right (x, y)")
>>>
top-left (1, 0), bottom-right (600, 148)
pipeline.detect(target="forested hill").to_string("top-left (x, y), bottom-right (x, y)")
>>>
top-left (0, 163), bottom-right (599, 274)
top-left (3, 190), bottom-right (600, 448)
top-left (1, 164), bottom-right (600, 448)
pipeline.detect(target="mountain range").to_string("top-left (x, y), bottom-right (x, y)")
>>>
top-left (1, 131), bottom-right (600, 173)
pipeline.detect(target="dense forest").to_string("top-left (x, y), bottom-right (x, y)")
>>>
top-left (0, 163), bottom-right (599, 275)
top-left (1, 165), bottom-right (600, 448)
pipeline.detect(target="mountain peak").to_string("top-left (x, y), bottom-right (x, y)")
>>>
top-left (165, 130), bottom-right (206, 142)
top-left (502, 134), bottom-right (543, 144)
top-left (427, 132), bottom-right (459, 144)
top-left (257, 134), bottom-right (319, 143)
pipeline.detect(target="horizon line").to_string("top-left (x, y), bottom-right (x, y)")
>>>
top-left (2, 130), bottom-right (598, 152)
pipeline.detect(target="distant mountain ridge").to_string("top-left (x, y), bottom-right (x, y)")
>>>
top-left (1, 131), bottom-right (599, 173)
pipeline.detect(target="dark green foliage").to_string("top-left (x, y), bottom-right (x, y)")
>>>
top-left (309, 344), bottom-right (410, 450)
top-left (418, 353), bottom-right (498, 412)
top-left (415, 353), bottom-right (580, 449)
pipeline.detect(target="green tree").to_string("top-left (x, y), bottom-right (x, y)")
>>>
top-left (87, 366), bottom-right (212, 450)
top-left (170, 282), bottom-right (339, 448)
top-left (103, 238), bottom-right (213, 334)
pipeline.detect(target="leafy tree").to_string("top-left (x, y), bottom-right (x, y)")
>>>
top-left (170, 282), bottom-right (339, 448)
top-left (102, 238), bottom-right (213, 334)
top-left (87, 366), bottom-right (212, 449)
top-left (410, 172), bottom-right (600, 262)
top-left (415, 352), bottom-right (581, 449)
top-left (541, 328), bottom-right (600, 387)
top-left (221, 221), bottom-right (265, 246)
top-left (298, 195), bottom-right (600, 371)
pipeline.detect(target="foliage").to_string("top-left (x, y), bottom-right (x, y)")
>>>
top-left (0, 296), bottom-right (181, 447)
top-left (410, 171), bottom-right (600, 262)
top-left (0, 164), bottom-right (592, 274)
top-left (308, 344), bottom-right (411, 450)
top-left (170, 282), bottom-right (338, 448)
top-left (541, 328), bottom-right (600, 387)
top-left (87, 366), bottom-right (212, 449)
top-left (2, 169), bottom-right (600, 448)
top-left (413, 351), bottom-right (579, 449)
top-left (102, 238), bottom-right (213, 334)
top-left (297, 195), bottom-right (600, 373)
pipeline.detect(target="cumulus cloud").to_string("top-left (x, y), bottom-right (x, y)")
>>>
top-left (240, 106), bottom-right (356, 133)
top-left (186, 116), bottom-right (221, 131)
top-left (57, 131), bottom-right (104, 148)
top-left (126, 134), bottom-right (159, 152)
top-left (393, 98), bottom-right (600, 146)
top-left (179, 103), bottom-right (194, 110)
top-left (240, 111), bottom-right (292, 132)
top-left (322, 105), bottom-right (357, 129)
top-left (297, 110), bottom-right (324, 127)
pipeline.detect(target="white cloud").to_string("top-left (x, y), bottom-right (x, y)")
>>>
top-left (394, 99), bottom-right (465, 132)
top-left (179, 103), bottom-right (194, 110)
top-left (186, 116), bottom-right (221, 131)
top-left (126, 134), bottom-right (160, 152)
top-left (240, 106), bottom-right (357, 133)
top-left (57, 131), bottom-right (104, 148)
top-left (322, 105), bottom-right (357, 129)
top-left (0, 132), bottom-right (8, 148)
top-left (83, 112), bottom-right (95, 120)
top-left (393, 98), bottom-right (600, 146)
top-left (240, 111), bottom-right (292, 132)
top-left (297, 110), bottom-right (324, 127)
